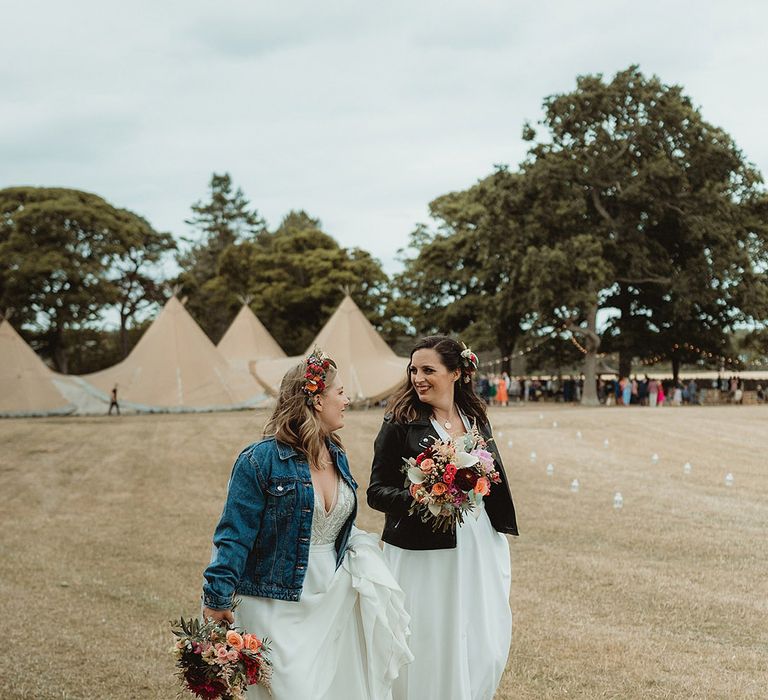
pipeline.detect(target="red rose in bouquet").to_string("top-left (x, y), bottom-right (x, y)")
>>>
top-left (402, 425), bottom-right (502, 533)
top-left (454, 468), bottom-right (479, 491)
top-left (170, 613), bottom-right (272, 700)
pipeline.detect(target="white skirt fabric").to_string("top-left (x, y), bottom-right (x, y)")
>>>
top-left (234, 528), bottom-right (412, 700)
top-left (384, 503), bottom-right (512, 700)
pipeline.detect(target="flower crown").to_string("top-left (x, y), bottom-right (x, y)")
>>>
top-left (302, 350), bottom-right (332, 405)
top-left (460, 343), bottom-right (479, 383)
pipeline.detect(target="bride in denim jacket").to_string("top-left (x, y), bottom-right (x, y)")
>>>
top-left (202, 350), bottom-right (412, 699)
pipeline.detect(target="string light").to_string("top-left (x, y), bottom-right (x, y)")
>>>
top-left (639, 343), bottom-right (747, 368)
top-left (479, 328), bottom-right (764, 371)
top-left (569, 334), bottom-right (589, 355)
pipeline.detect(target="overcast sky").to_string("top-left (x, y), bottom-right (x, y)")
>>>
top-left (3, 0), bottom-right (767, 274)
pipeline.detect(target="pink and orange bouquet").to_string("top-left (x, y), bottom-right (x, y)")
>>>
top-left (170, 613), bottom-right (272, 699)
top-left (402, 425), bottom-right (502, 533)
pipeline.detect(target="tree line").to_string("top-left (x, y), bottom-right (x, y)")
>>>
top-left (2, 66), bottom-right (767, 401)
top-left (0, 175), bottom-right (407, 374)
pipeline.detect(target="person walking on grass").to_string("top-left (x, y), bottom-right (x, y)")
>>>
top-left (108, 385), bottom-right (120, 415)
top-left (202, 350), bottom-right (412, 699)
top-left (368, 336), bottom-right (518, 700)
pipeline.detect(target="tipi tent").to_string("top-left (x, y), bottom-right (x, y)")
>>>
top-left (253, 295), bottom-right (408, 404)
top-left (82, 296), bottom-right (267, 412)
top-left (217, 304), bottom-right (286, 373)
top-left (0, 319), bottom-right (75, 416)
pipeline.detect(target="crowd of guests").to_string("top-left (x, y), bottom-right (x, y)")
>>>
top-left (603, 376), bottom-right (696, 406)
top-left (475, 373), bottom-right (765, 406)
top-left (603, 375), bottom-right (763, 406)
top-left (476, 373), bottom-right (583, 405)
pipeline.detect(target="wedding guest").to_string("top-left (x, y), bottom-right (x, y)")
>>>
top-left (497, 373), bottom-right (509, 407)
top-left (620, 376), bottom-right (631, 406)
top-left (488, 376), bottom-right (498, 405)
top-left (509, 376), bottom-right (521, 402)
top-left (733, 381), bottom-right (744, 404)
top-left (688, 378), bottom-right (698, 405)
top-left (524, 377), bottom-right (532, 401)
top-left (648, 377), bottom-right (659, 407)
top-left (638, 375), bottom-right (649, 406)
top-left (597, 377), bottom-right (606, 404)
top-left (477, 374), bottom-right (491, 404)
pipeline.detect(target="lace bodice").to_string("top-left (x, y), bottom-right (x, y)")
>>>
top-left (311, 476), bottom-right (355, 545)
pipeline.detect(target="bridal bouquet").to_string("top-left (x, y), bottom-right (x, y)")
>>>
top-left (402, 425), bottom-right (502, 533)
top-left (170, 612), bottom-right (272, 699)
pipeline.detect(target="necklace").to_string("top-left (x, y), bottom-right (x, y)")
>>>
top-left (433, 406), bottom-right (455, 430)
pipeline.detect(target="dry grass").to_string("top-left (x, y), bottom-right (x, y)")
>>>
top-left (1, 405), bottom-right (766, 699)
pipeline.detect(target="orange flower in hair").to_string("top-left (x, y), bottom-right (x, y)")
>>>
top-left (302, 350), bottom-right (332, 404)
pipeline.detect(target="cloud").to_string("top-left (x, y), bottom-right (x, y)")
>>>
top-left (187, 1), bottom-right (382, 58)
top-left (0, 111), bottom-right (139, 166)
top-left (1, 0), bottom-right (767, 275)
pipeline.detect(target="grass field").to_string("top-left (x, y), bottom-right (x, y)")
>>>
top-left (1, 405), bottom-right (766, 699)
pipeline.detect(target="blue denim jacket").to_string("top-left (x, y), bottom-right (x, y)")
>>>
top-left (202, 436), bottom-right (358, 608)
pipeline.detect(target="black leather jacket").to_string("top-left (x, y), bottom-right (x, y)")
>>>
top-left (367, 411), bottom-right (518, 550)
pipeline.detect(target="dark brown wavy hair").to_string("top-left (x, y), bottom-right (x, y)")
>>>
top-left (263, 353), bottom-right (343, 468)
top-left (386, 336), bottom-right (487, 424)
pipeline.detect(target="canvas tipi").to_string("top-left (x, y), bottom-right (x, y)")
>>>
top-left (0, 319), bottom-right (75, 416)
top-left (218, 304), bottom-right (286, 373)
top-left (81, 296), bottom-right (267, 411)
top-left (253, 295), bottom-right (408, 404)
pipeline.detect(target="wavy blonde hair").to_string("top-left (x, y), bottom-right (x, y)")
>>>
top-left (263, 354), bottom-right (343, 469)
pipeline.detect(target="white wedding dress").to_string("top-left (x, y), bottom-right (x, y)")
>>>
top-left (235, 477), bottom-right (412, 699)
top-left (384, 416), bottom-right (512, 700)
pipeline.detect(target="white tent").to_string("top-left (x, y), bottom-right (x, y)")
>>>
top-left (642, 369), bottom-right (768, 381)
top-left (82, 296), bottom-right (268, 412)
top-left (0, 319), bottom-right (78, 417)
top-left (217, 304), bottom-right (286, 373)
top-left (253, 295), bottom-right (408, 404)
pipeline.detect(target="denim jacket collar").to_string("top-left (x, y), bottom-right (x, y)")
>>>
top-left (276, 440), bottom-right (298, 461)
top-left (275, 437), bottom-right (344, 461)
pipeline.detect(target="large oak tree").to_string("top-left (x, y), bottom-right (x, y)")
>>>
top-left (520, 65), bottom-right (768, 398)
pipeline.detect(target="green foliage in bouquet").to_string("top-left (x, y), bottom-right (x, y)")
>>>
top-left (170, 607), bottom-right (272, 700)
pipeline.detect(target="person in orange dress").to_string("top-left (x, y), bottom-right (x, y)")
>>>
top-left (497, 374), bottom-right (509, 407)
